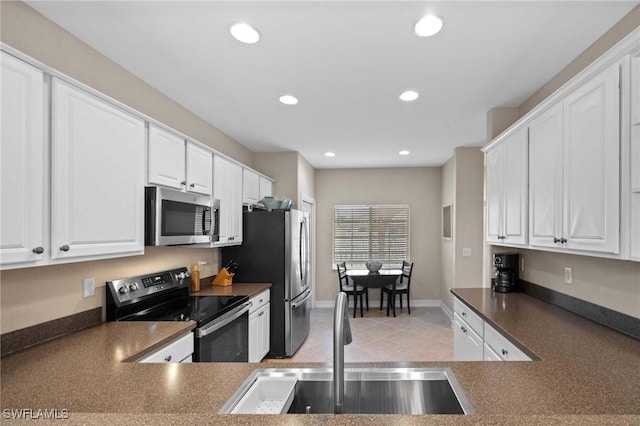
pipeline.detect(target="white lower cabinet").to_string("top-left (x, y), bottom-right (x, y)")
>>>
top-left (248, 290), bottom-right (270, 362)
top-left (484, 323), bottom-right (531, 361)
top-left (138, 333), bottom-right (194, 363)
top-left (453, 295), bottom-right (532, 362)
top-left (453, 298), bottom-right (484, 361)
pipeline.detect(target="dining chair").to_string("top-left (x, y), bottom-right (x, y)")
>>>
top-left (382, 261), bottom-right (414, 316)
top-left (337, 262), bottom-right (369, 318)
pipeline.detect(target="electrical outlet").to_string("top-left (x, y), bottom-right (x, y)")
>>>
top-left (83, 277), bottom-right (96, 298)
top-left (462, 248), bottom-right (471, 257)
top-left (564, 267), bottom-right (573, 285)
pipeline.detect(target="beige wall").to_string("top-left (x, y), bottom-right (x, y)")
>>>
top-left (440, 148), bottom-right (485, 310)
top-left (0, 1), bottom-right (256, 333)
top-left (485, 6), bottom-right (640, 319)
top-left (0, 1), bottom-right (252, 165)
top-left (440, 159), bottom-right (455, 307)
top-left (1, 247), bottom-right (220, 333)
top-left (253, 152), bottom-right (299, 202)
top-left (315, 168), bottom-right (442, 303)
top-left (297, 155), bottom-right (316, 203)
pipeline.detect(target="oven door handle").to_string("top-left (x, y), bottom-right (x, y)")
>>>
top-left (291, 290), bottom-right (312, 309)
top-left (196, 302), bottom-right (251, 338)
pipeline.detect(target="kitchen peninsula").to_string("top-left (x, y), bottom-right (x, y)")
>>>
top-left (2, 288), bottom-right (638, 425)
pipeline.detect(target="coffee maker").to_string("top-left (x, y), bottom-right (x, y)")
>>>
top-left (493, 253), bottom-right (519, 293)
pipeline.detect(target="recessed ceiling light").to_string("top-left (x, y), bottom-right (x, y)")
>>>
top-left (415, 15), bottom-right (443, 37)
top-left (279, 95), bottom-right (298, 105)
top-left (399, 90), bottom-right (419, 102)
top-left (230, 23), bottom-right (260, 44)
top-left (399, 150), bottom-right (410, 155)
top-left (324, 152), bottom-right (336, 157)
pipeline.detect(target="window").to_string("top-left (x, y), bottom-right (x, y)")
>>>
top-left (333, 204), bottom-right (410, 268)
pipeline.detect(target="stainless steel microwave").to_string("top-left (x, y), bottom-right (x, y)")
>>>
top-left (145, 186), bottom-right (219, 246)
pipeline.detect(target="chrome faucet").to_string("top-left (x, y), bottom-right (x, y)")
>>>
top-left (333, 292), bottom-right (352, 414)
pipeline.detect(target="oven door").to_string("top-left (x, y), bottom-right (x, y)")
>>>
top-left (194, 301), bottom-right (251, 362)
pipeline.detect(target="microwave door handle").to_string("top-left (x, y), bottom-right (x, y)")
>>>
top-left (196, 302), bottom-right (251, 338)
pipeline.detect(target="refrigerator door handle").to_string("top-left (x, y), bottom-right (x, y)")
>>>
top-left (303, 217), bottom-right (309, 285)
top-left (299, 220), bottom-right (305, 283)
top-left (291, 290), bottom-right (312, 309)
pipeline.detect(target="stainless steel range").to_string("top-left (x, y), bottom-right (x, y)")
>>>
top-left (106, 267), bottom-right (250, 362)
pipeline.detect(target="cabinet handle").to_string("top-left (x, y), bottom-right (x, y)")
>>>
top-left (59, 245), bottom-right (70, 252)
top-left (180, 181), bottom-right (186, 186)
top-left (560, 238), bottom-right (567, 244)
top-left (553, 237), bottom-right (560, 243)
top-left (189, 183), bottom-right (195, 188)
top-left (461, 311), bottom-right (466, 317)
top-left (501, 349), bottom-right (508, 356)
top-left (164, 355), bottom-right (172, 362)
top-left (461, 326), bottom-right (467, 333)
top-left (32, 247), bottom-right (44, 254)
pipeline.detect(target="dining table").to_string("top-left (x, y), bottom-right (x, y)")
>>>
top-left (346, 269), bottom-right (403, 317)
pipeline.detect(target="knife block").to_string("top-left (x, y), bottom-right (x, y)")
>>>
top-left (212, 267), bottom-right (234, 287)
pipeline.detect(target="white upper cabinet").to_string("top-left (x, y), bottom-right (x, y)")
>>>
top-left (148, 124), bottom-right (212, 196)
top-left (259, 176), bottom-right (273, 199)
top-left (51, 78), bottom-right (145, 260)
top-left (185, 142), bottom-right (213, 195)
top-left (486, 127), bottom-right (528, 246)
top-left (214, 155), bottom-right (242, 245)
top-left (148, 124), bottom-right (185, 190)
top-left (529, 103), bottom-right (564, 249)
top-left (243, 168), bottom-right (260, 205)
top-left (0, 53), bottom-right (46, 267)
top-left (529, 61), bottom-right (620, 254)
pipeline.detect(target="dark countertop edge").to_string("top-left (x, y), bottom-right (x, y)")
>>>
top-left (450, 288), bottom-right (540, 360)
top-left (122, 322), bottom-right (196, 362)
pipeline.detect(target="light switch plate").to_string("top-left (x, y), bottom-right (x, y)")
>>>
top-left (83, 277), bottom-right (96, 298)
top-left (462, 248), bottom-right (471, 257)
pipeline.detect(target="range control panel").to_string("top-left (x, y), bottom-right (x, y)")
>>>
top-left (106, 267), bottom-right (190, 307)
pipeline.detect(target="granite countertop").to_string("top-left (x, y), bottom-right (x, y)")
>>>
top-left (190, 280), bottom-right (271, 297)
top-left (1, 288), bottom-right (639, 424)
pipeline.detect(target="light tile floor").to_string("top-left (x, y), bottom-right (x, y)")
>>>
top-left (264, 306), bottom-right (453, 363)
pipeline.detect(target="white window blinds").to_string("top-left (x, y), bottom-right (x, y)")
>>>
top-left (333, 204), bottom-right (410, 268)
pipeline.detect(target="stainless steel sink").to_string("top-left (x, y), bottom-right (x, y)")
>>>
top-left (219, 367), bottom-right (475, 415)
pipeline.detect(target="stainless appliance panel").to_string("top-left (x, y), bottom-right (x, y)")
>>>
top-left (285, 289), bottom-right (311, 356)
top-left (288, 209), bottom-right (309, 301)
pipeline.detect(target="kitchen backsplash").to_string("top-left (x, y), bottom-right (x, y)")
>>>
top-left (0, 246), bottom-right (219, 334)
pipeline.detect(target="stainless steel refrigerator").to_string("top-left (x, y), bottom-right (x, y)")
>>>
top-left (222, 209), bottom-right (310, 358)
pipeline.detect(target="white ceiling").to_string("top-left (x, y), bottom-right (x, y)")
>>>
top-left (26, 1), bottom-right (638, 169)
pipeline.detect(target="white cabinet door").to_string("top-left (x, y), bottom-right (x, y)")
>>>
top-left (502, 130), bottom-right (528, 245)
top-left (562, 62), bottom-right (620, 254)
top-left (529, 103), bottom-right (564, 248)
top-left (214, 156), bottom-right (242, 245)
top-left (485, 127), bottom-right (528, 246)
top-left (243, 168), bottom-right (260, 204)
top-left (259, 176), bottom-right (273, 199)
top-left (631, 53), bottom-right (640, 260)
top-left (0, 53), bottom-right (46, 267)
top-left (485, 148), bottom-right (503, 244)
top-left (248, 310), bottom-right (260, 362)
top-left (258, 303), bottom-right (271, 360)
top-left (453, 313), bottom-right (483, 361)
top-left (186, 142), bottom-right (212, 195)
top-left (51, 78), bottom-right (145, 259)
top-left (148, 124), bottom-right (185, 190)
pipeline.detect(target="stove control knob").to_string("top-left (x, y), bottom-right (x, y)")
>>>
top-left (118, 286), bottom-right (129, 295)
top-left (129, 283), bottom-right (139, 292)
top-left (177, 271), bottom-right (191, 280)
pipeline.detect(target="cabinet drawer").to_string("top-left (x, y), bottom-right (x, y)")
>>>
top-left (138, 333), bottom-right (194, 363)
top-left (249, 289), bottom-right (270, 313)
top-left (483, 342), bottom-right (502, 361)
top-left (484, 323), bottom-right (531, 361)
top-left (453, 297), bottom-right (484, 337)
